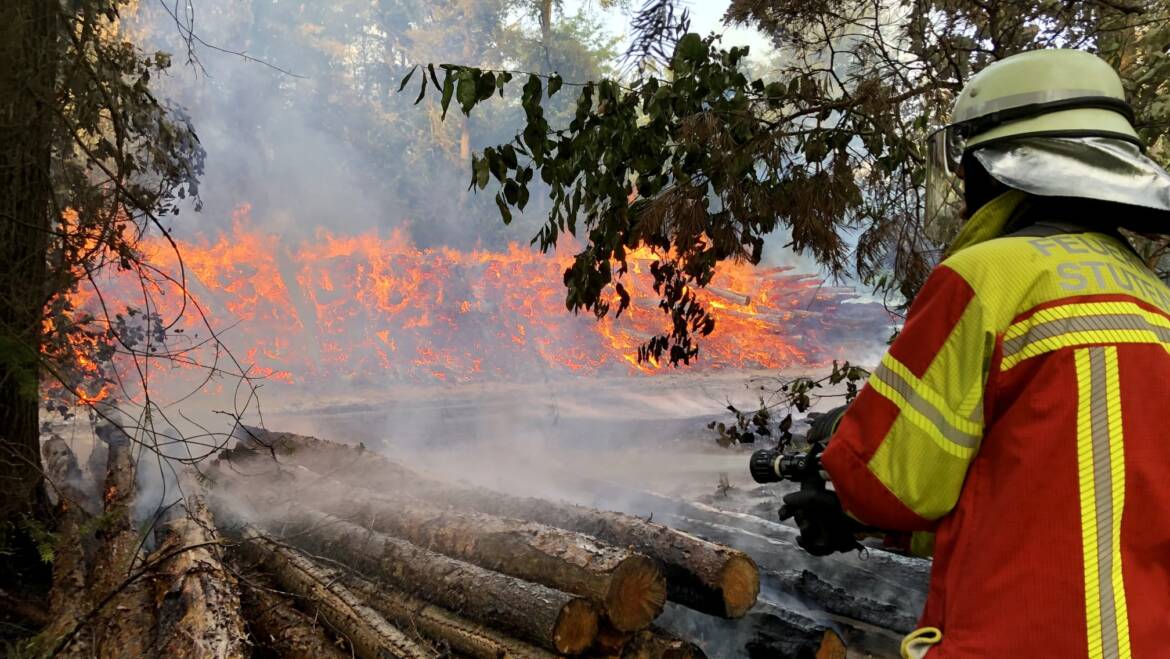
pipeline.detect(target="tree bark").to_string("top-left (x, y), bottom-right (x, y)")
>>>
top-left (260, 503), bottom-right (600, 655)
top-left (342, 571), bottom-right (560, 659)
top-left (150, 479), bottom-right (247, 659)
top-left (232, 557), bottom-right (351, 659)
top-left (0, 0), bottom-right (56, 527)
top-left (446, 493), bottom-right (760, 620)
top-left (239, 526), bottom-right (436, 659)
top-left (227, 428), bottom-right (758, 619)
top-left (295, 474), bottom-right (664, 631)
top-left (90, 429), bottom-right (157, 659)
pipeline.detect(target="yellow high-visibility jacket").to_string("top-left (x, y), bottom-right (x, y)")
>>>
top-left (821, 192), bottom-right (1170, 658)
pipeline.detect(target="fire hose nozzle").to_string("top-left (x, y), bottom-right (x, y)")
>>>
top-left (749, 448), bottom-right (784, 483)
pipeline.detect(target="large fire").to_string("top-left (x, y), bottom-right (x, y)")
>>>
top-left (61, 205), bottom-right (890, 398)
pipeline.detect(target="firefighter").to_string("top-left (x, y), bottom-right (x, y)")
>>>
top-left (780, 49), bottom-right (1170, 658)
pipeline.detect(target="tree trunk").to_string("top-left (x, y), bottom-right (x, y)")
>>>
top-left (239, 527), bottom-right (436, 659)
top-left (0, 0), bottom-right (56, 527)
top-left (297, 475), bottom-right (664, 631)
top-left (227, 428), bottom-right (757, 618)
top-left (232, 557), bottom-right (351, 659)
top-left (342, 571), bottom-right (560, 659)
top-left (150, 479), bottom-right (247, 659)
top-left (260, 504), bottom-right (600, 655)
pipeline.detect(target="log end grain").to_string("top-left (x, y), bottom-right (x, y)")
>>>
top-left (553, 597), bottom-right (600, 655)
top-left (605, 554), bottom-right (667, 632)
top-left (815, 630), bottom-right (847, 659)
top-left (718, 554), bottom-right (760, 618)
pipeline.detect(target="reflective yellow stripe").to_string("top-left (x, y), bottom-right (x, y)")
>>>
top-left (1103, 348), bottom-right (1132, 658)
top-left (1075, 347), bottom-right (1131, 659)
top-left (870, 356), bottom-right (980, 460)
top-left (1003, 301), bottom-right (1170, 370)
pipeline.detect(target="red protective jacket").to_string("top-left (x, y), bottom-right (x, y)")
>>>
top-left (822, 196), bottom-right (1170, 658)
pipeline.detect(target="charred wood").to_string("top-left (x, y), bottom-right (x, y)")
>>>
top-left (39, 437), bottom-right (92, 655)
top-left (657, 605), bottom-right (846, 659)
top-left (342, 571), bottom-right (560, 659)
top-left (89, 424), bottom-right (157, 659)
top-left (239, 526), bottom-right (435, 659)
top-left (150, 477), bottom-right (246, 659)
top-left (261, 503), bottom-right (600, 655)
top-left (232, 557), bottom-right (351, 659)
top-left (620, 628), bottom-right (708, 659)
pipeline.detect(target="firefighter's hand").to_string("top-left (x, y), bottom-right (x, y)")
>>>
top-left (806, 404), bottom-right (848, 445)
top-left (778, 489), bottom-right (863, 556)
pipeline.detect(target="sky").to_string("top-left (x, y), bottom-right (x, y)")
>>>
top-left (568, 0), bottom-right (776, 62)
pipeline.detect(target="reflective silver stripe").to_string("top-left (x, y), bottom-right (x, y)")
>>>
top-left (1087, 348), bottom-right (1121, 659)
top-left (873, 363), bottom-right (980, 449)
top-left (953, 88), bottom-right (1114, 123)
top-left (1003, 313), bottom-right (1170, 361)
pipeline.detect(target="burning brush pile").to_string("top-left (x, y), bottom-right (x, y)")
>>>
top-left (37, 421), bottom-right (863, 659)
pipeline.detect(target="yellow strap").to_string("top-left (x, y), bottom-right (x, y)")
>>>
top-left (901, 626), bottom-right (942, 659)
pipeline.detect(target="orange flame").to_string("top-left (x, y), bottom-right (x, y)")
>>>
top-left (61, 205), bottom-right (888, 390)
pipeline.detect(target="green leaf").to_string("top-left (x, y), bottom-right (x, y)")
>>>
top-left (500, 144), bottom-right (518, 169)
top-left (398, 65), bottom-right (418, 92)
top-left (440, 72), bottom-right (455, 119)
top-left (457, 73), bottom-right (477, 114)
top-left (476, 71), bottom-right (497, 101)
top-left (674, 33), bottom-right (706, 62)
top-left (496, 192), bottom-right (513, 225)
top-left (548, 74), bottom-right (563, 97)
top-left (475, 156), bottom-right (490, 189)
top-left (414, 74), bottom-right (428, 104)
top-left (427, 63), bottom-right (440, 89)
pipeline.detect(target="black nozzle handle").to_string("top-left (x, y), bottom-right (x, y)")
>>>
top-left (749, 449), bottom-right (783, 483)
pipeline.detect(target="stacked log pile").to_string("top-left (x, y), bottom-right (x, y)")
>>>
top-left (32, 424), bottom-right (901, 658)
top-left (208, 426), bottom-right (851, 658)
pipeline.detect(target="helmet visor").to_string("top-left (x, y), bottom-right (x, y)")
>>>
top-left (924, 126), bottom-right (966, 243)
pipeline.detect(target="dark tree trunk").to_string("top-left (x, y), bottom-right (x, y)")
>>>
top-left (0, 0), bottom-right (56, 524)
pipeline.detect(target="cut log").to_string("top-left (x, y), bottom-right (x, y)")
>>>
top-left (39, 437), bottom-right (91, 656)
top-left (342, 571), bottom-right (560, 659)
top-left (232, 557), bottom-right (351, 659)
top-left (90, 422), bottom-right (157, 659)
top-left (290, 471), bottom-right (664, 631)
top-left (449, 494), bottom-right (759, 620)
top-left (225, 427), bottom-right (758, 619)
top-left (239, 526), bottom-right (436, 659)
top-left (150, 476), bottom-right (246, 659)
top-left (256, 503), bottom-right (600, 655)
